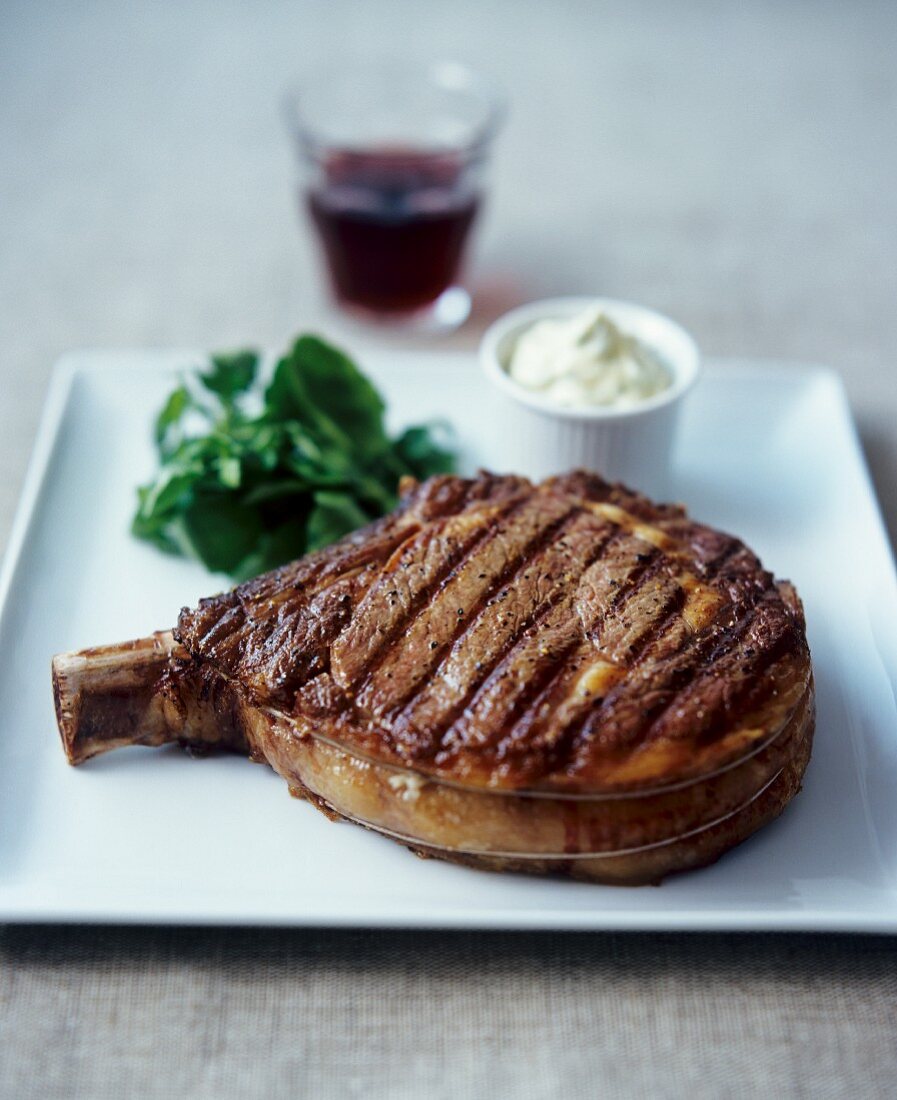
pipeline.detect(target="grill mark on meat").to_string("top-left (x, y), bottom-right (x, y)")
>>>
top-left (539, 625), bottom-right (689, 775)
top-left (534, 547), bottom-right (742, 774)
top-left (175, 474), bottom-right (529, 671)
top-left (565, 595), bottom-right (767, 769)
top-left (508, 559), bottom-right (691, 776)
top-left (461, 472), bottom-right (532, 507)
top-left (359, 502), bottom-right (585, 721)
top-left (234, 573), bottom-right (369, 706)
top-left (400, 589), bottom-right (582, 764)
top-left (575, 545), bottom-right (664, 651)
top-left (510, 654), bottom-right (624, 756)
top-left (398, 521), bottom-right (620, 758)
top-left (491, 644), bottom-right (598, 755)
top-left (585, 559), bottom-right (687, 669)
top-left (613, 569), bottom-right (688, 661)
top-left (487, 633), bottom-right (636, 789)
top-left (467, 643), bottom-right (597, 787)
top-left (177, 474), bottom-right (536, 697)
top-left (410, 471), bottom-right (531, 523)
top-left (582, 501), bottom-right (677, 552)
top-left (645, 595), bottom-right (801, 747)
top-left (580, 537), bottom-right (656, 621)
top-left (546, 471), bottom-right (688, 527)
top-left (176, 524), bottom-right (414, 667)
top-left (684, 535), bottom-right (741, 577)
top-left (445, 602), bottom-right (587, 761)
top-left (192, 603), bottom-right (245, 656)
top-left (432, 524), bottom-right (631, 764)
top-left (240, 514), bottom-right (416, 600)
top-left (579, 548), bottom-right (723, 677)
top-left (450, 602), bottom-right (578, 749)
top-left (391, 517), bottom-right (616, 726)
top-left (331, 495), bottom-right (530, 692)
top-left (646, 516), bottom-right (737, 564)
top-left (168, 471), bottom-right (809, 792)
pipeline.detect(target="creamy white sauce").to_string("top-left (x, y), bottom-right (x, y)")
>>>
top-left (508, 308), bottom-right (671, 409)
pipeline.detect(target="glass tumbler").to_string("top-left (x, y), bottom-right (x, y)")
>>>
top-left (285, 59), bottom-right (503, 331)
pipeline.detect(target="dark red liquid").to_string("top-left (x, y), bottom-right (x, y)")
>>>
top-left (307, 150), bottom-right (480, 314)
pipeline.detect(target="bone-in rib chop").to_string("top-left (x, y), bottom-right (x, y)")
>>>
top-left (52, 471), bottom-right (814, 884)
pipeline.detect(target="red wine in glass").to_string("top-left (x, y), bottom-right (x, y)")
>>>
top-left (306, 149), bottom-right (480, 317)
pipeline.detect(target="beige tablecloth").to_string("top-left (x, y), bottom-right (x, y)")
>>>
top-left (1, 2), bottom-right (896, 1096)
top-left (2, 928), bottom-right (896, 1099)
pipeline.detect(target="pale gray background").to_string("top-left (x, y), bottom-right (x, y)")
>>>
top-left (1, 1), bottom-right (895, 1097)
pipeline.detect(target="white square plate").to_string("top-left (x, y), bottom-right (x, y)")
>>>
top-left (1, 351), bottom-right (895, 930)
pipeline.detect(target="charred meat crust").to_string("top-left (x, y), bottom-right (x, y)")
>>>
top-left (172, 471), bottom-right (811, 793)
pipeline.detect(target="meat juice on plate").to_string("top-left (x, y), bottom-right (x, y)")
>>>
top-left (307, 149), bottom-right (479, 315)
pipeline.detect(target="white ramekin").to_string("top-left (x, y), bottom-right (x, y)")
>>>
top-left (479, 296), bottom-right (701, 499)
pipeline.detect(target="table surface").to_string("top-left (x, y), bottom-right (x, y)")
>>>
top-left (1, 1), bottom-right (896, 1097)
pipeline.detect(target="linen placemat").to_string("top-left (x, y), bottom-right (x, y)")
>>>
top-left (2, 927), bottom-right (896, 1098)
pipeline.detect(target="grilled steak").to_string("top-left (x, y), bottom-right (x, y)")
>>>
top-left (53, 471), bottom-right (814, 884)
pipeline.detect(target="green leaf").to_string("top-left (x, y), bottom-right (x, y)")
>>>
top-left (131, 334), bottom-right (458, 579)
top-left (216, 456), bottom-right (242, 489)
top-left (393, 423), bottom-right (457, 479)
top-left (305, 490), bottom-right (371, 552)
top-left (154, 385), bottom-right (192, 453)
top-left (231, 518), bottom-right (309, 582)
top-left (266, 335), bottom-right (388, 457)
top-left (242, 478), bottom-right (309, 506)
top-left (134, 468), bottom-right (200, 522)
top-left (200, 350), bottom-right (258, 402)
top-left (175, 494), bottom-right (265, 575)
